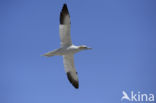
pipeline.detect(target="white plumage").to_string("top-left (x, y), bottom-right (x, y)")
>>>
top-left (43, 3), bottom-right (91, 89)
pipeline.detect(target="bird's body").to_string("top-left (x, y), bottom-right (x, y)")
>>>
top-left (43, 45), bottom-right (81, 56)
top-left (43, 3), bottom-right (91, 89)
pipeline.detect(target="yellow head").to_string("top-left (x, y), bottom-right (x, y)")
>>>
top-left (79, 45), bottom-right (92, 50)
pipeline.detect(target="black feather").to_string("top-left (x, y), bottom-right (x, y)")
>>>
top-left (60, 3), bottom-right (70, 24)
top-left (67, 72), bottom-right (79, 89)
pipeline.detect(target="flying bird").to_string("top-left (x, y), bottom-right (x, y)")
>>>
top-left (42, 3), bottom-right (91, 89)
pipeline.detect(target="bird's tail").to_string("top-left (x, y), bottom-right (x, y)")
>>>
top-left (41, 50), bottom-right (57, 57)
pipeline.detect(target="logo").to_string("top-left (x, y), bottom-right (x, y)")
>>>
top-left (121, 91), bottom-right (155, 102)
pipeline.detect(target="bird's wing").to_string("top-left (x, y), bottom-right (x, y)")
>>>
top-left (63, 54), bottom-right (79, 89)
top-left (59, 4), bottom-right (72, 47)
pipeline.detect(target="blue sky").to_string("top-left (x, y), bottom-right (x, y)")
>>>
top-left (0, 0), bottom-right (156, 103)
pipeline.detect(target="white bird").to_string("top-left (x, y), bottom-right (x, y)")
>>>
top-left (42, 3), bottom-right (91, 89)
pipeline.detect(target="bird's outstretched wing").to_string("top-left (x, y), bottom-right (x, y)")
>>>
top-left (63, 54), bottom-right (79, 89)
top-left (59, 4), bottom-right (72, 47)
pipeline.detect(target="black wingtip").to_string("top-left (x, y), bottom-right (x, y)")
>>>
top-left (63, 3), bottom-right (68, 9)
top-left (62, 3), bottom-right (69, 14)
top-left (60, 3), bottom-right (70, 24)
top-left (67, 72), bottom-right (79, 89)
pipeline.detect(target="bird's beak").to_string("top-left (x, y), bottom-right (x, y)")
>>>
top-left (87, 47), bottom-right (92, 50)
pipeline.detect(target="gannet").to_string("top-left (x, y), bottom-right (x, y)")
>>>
top-left (42, 3), bottom-right (91, 89)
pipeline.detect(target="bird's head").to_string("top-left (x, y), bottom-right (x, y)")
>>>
top-left (78, 45), bottom-right (92, 50)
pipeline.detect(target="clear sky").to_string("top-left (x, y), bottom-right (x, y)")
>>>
top-left (0, 0), bottom-right (156, 103)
